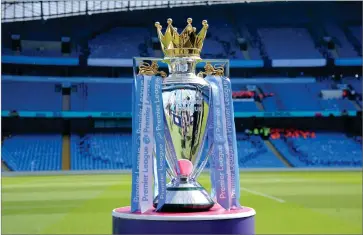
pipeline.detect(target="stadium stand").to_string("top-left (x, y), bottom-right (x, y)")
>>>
top-left (324, 24), bottom-right (359, 58)
top-left (341, 77), bottom-right (362, 105)
top-left (0, 2), bottom-right (361, 172)
top-left (343, 77), bottom-right (362, 94)
top-left (2, 132), bottom-right (361, 171)
top-left (271, 133), bottom-right (362, 167)
top-left (2, 82), bottom-right (62, 111)
top-left (201, 39), bottom-right (227, 59)
top-left (70, 133), bottom-right (132, 170)
top-left (205, 19), bottom-right (244, 59)
top-left (236, 25), bottom-right (264, 60)
top-left (2, 79), bottom-right (360, 114)
top-left (259, 82), bottom-right (359, 111)
top-left (258, 28), bottom-right (323, 60)
top-left (89, 27), bottom-right (152, 58)
top-left (259, 83), bottom-right (322, 111)
top-left (1, 135), bottom-right (62, 171)
top-left (237, 135), bottom-right (285, 168)
top-left (69, 133), bottom-right (286, 170)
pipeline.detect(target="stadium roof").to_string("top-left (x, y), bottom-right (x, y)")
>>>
top-left (1, 0), bottom-right (277, 23)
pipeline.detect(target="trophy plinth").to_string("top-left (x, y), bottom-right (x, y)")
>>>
top-left (112, 205), bottom-right (256, 235)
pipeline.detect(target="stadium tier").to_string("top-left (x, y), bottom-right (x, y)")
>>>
top-left (1, 135), bottom-right (62, 171)
top-left (324, 24), bottom-right (360, 58)
top-left (260, 82), bottom-right (358, 111)
top-left (258, 28), bottom-right (322, 60)
top-left (89, 27), bottom-right (152, 58)
top-left (259, 83), bottom-right (323, 111)
top-left (70, 134), bottom-right (132, 170)
top-left (237, 135), bottom-right (286, 168)
top-left (2, 132), bottom-right (361, 171)
top-left (1, 2), bottom-right (361, 67)
top-left (343, 77), bottom-right (362, 93)
top-left (2, 78), bottom-right (361, 114)
top-left (271, 133), bottom-right (362, 167)
top-left (0, 2), bottom-right (361, 172)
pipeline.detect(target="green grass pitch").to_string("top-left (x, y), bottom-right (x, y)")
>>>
top-left (2, 171), bottom-right (362, 234)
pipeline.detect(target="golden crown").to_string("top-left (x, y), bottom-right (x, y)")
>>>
top-left (154, 18), bottom-right (209, 59)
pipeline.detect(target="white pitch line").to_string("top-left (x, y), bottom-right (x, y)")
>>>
top-left (241, 187), bottom-right (285, 203)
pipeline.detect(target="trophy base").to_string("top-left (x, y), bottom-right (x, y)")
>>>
top-left (153, 181), bottom-right (214, 212)
top-left (112, 204), bottom-right (256, 234)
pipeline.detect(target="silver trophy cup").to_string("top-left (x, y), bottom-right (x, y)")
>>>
top-left (135, 18), bottom-right (230, 212)
top-left (153, 56), bottom-right (214, 212)
top-left (151, 18), bottom-right (217, 212)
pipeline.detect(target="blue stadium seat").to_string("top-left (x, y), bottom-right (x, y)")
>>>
top-left (271, 133), bottom-right (362, 167)
top-left (71, 133), bottom-right (132, 170)
top-left (258, 28), bottom-right (322, 59)
top-left (237, 135), bottom-right (285, 168)
top-left (259, 82), bottom-right (358, 112)
top-left (70, 133), bottom-right (286, 170)
top-left (342, 77), bottom-right (362, 94)
top-left (89, 27), bottom-right (151, 58)
top-left (325, 24), bottom-right (359, 58)
top-left (260, 83), bottom-right (322, 111)
top-left (1, 135), bottom-right (62, 171)
top-left (206, 21), bottom-right (244, 59)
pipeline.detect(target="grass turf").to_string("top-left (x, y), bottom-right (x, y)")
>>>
top-left (2, 171), bottom-right (362, 234)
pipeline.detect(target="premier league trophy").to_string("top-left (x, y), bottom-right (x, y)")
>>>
top-left (152, 18), bottom-right (214, 212)
top-left (112, 18), bottom-right (256, 235)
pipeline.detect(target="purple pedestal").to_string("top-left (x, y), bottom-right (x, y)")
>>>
top-left (112, 205), bottom-right (256, 234)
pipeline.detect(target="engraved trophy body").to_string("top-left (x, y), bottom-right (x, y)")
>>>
top-left (153, 18), bottom-right (214, 212)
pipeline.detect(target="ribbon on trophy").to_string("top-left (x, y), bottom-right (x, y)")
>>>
top-left (151, 76), bottom-right (167, 211)
top-left (131, 62), bottom-right (167, 213)
top-left (207, 108), bottom-right (217, 201)
top-left (131, 74), bottom-right (142, 212)
top-left (203, 63), bottom-right (241, 210)
top-left (207, 75), bottom-right (231, 210)
top-left (222, 74), bottom-right (241, 208)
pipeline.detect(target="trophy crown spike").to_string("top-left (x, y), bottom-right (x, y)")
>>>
top-left (154, 18), bottom-right (209, 59)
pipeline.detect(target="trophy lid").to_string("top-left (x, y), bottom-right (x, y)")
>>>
top-left (154, 18), bottom-right (209, 59)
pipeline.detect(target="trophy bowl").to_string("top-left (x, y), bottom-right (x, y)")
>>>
top-left (152, 57), bottom-right (214, 212)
